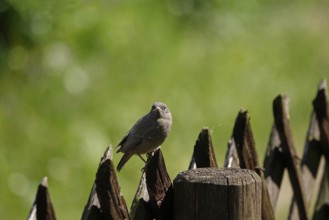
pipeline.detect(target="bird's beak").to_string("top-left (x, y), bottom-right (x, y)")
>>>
top-left (155, 106), bottom-right (162, 112)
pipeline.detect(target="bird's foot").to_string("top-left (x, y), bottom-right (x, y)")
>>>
top-left (141, 164), bottom-right (147, 172)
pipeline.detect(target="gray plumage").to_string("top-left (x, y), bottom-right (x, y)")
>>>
top-left (116, 102), bottom-right (172, 171)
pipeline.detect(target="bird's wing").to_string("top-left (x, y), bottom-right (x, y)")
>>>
top-left (117, 116), bottom-right (144, 147)
top-left (117, 113), bottom-right (157, 153)
top-left (130, 113), bottom-right (159, 139)
top-left (117, 130), bottom-right (143, 153)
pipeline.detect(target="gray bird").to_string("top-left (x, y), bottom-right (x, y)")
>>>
top-left (116, 102), bottom-right (172, 171)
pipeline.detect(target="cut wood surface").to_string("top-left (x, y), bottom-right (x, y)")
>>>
top-left (173, 168), bottom-right (262, 220)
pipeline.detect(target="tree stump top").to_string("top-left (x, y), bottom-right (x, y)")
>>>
top-left (174, 167), bottom-right (261, 185)
top-left (173, 168), bottom-right (262, 220)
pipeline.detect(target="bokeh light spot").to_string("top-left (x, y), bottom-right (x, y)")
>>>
top-left (64, 66), bottom-right (90, 95)
top-left (43, 42), bottom-right (72, 71)
top-left (8, 172), bottom-right (29, 196)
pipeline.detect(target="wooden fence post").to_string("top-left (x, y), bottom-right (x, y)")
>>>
top-left (273, 95), bottom-right (308, 220)
top-left (312, 79), bottom-right (329, 219)
top-left (289, 80), bottom-right (326, 219)
top-left (81, 146), bottom-right (129, 220)
top-left (145, 149), bottom-right (173, 220)
top-left (189, 127), bottom-right (218, 169)
top-left (130, 148), bottom-right (173, 220)
top-left (228, 109), bottom-right (275, 220)
top-left (312, 163), bottom-right (329, 220)
top-left (130, 172), bottom-right (153, 220)
top-left (173, 168), bottom-right (262, 220)
top-left (313, 79), bottom-right (329, 169)
top-left (263, 124), bottom-right (285, 210)
top-left (27, 177), bottom-right (56, 220)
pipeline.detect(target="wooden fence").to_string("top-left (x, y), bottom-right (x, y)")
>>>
top-left (27, 79), bottom-right (329, 220)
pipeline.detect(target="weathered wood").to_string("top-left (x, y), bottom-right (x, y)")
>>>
top-left (273, 95), bottom-right (308, 220)
top-left (82, 146), bottom-right (129, 220)
top-left (231, 109), bottom-right (275, 220)
top-left (27, 177), bottom-right (56, 220)
top-left (188, 127), bottom-right (218, 169)
top-left (232, 110), bottom-right (261, 173)
top-left (224, 138), bottom-right (240, 168)
top-left (289, 114), bottom-right (323, 219)
top-left (145, 148), bottom-right (173, 220)
top-left (313, 79), bottom-right (329, 165)
top-left (173, 168), bottom-right (262, 220)
top-left (130, 172), bottom-right (153, 220)
top-left (312, 163), bottom-right (329, 220)
top-left (81, 183), bottom-right (102, 220)
top-left (263, 124), bottom-right (285, 210)
top-left (312, 79), bottom-right (329, 220)
top-left (95, 146), bottom-right (129, 220)
top-left (131, 148), bottom-right (173, 220)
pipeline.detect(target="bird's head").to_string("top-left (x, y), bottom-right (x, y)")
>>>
top-left (151, 102), bottom-right (171, 119)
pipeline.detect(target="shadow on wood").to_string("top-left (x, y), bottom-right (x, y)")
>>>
top-left (312, 79), bottom-right (329, 220)
top-left (272, 95), bottom-right (308, 220)
top-left (263, 124), bottom-right (285, 210)
top-left (289, 80), bottom-right (327, 220)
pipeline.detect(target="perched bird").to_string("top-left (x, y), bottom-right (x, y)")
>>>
top-left (116, 102), bottom-right (172, 171)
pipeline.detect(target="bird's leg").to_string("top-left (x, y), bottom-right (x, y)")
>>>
top-left (137, 154), bottom-right (147, 163)
top-left (140, 154), bottom-right (148, 172)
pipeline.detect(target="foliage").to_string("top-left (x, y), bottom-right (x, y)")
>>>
top-left (0, 0), bottom-right (328, 219)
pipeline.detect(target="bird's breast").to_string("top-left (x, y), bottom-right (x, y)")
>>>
top-left (157, 117), bottom-right (172, 132)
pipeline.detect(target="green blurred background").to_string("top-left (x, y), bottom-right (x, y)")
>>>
top-left (0, 0), bottom-right (328, 219)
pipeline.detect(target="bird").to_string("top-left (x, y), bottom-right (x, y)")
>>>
top-left (116, 102), bottom-right (172, 171)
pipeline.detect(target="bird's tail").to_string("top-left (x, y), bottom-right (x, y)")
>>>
top-left (117, 153), bottom-right (132, 172)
